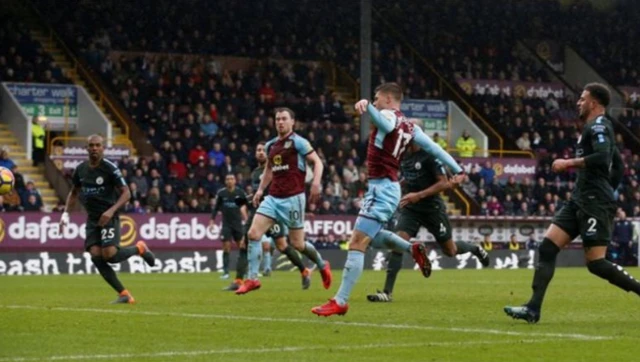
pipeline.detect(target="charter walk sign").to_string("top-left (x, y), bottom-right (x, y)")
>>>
top-left (4, 82), bottom-right (79, 131)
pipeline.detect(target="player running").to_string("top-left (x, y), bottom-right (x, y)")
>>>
top-left (224, 141), bottom-right (312, 291)
top-left (311, 82), bottom-right (464, 316)
top-left (367, 141), bottom-right (489, 302)
top-left (504, 83), bottom-right (640, 323)
top-left (236, 107), bottom-right (331, 295)
top-left (59, 134), bottom-right (155, 304)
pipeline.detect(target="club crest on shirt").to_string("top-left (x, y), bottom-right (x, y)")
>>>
top-left (284, 140), bottom-right (292, 149)
top-left (96, 177), bottom-right (104, 185)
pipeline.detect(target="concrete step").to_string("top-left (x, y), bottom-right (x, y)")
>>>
top-left (39, 189), bottom-right (57, 197)
top-left (0, 137), bottom-right (20, 145)
top-left (6, 151), bottom-right (26, 158)
top-left (32, 181), bottom-right (50, 189)
top-left (23, 176), bottom-right (47, 185)
top-left (16, 165), bottom-right (44, 173)
top-left (43, 196), bottom-right (61, 204)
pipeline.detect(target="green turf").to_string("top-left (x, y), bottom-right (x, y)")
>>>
top-left (1, 268), bottom-right (639, 361)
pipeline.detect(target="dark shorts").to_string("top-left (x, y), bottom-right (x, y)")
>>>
top-left (395, 206), bottom-right (452, 243)
top-left (222, 223), bottom-right (244, 242)
top-left (552, 200), bottom-right (616, 247)
top-left (265, 222), bottom-right (286, 239)
top-left (247, 210), bottom-right (286, 239)
top-left (85, 217), bottom-right (121, 251)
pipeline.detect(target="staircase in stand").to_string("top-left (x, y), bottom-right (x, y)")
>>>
top-left (0, 124), bottom-right (59, 209)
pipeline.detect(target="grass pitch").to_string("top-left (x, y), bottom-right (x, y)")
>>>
top-left (1, 268), bottom-right (639, 361)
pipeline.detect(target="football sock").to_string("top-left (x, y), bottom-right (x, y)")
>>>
top-left (301, 242), bottom-right (325, 269)
top-left (335, 250), bottom-right (365, 306)
top-left (92, 256), bottom-right (125, 293)
top-left (455, 241), bottom-right (477, 254)
top-left (283, 245), bottom-right (306, 272)
top-left (235, 248), bottom-right (248, 280)
top-left (106, 246), bottom-right (138, 263)
top-left (262, 250), bottom-right (272, 272)
top-left (587, 258), bottom-right (640, 295)
top-left (247, 240), bottom-right (261, 279)
top-left (383, 251), bottom-right (404, 294)
top-left (371, 230), bottom-right (411, 253)
top-left (222, 251), bottom-right (230, 274)
top-left (527, 238), bottom-right (559, 310)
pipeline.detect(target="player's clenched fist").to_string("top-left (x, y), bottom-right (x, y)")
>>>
top-left (354, 99), bottom-right (369, 115)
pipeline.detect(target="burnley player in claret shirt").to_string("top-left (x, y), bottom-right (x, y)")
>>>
top-left (312, 82), bottom-right (465, 317)
top-left (235, 107), bottom-right (332, 295)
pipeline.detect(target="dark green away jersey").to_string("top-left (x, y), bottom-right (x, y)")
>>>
top-left (401, 148), bottom-right (446, 211)
top-left (572, 115), bottom-right (616, 205)
top-left (251, 165), bottom-right (265, 192)
top-left (212, 187), bottom-right (246, 225)
top-left (72, 159), bottom-right (127, 221)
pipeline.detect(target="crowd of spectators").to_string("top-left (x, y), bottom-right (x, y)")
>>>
top-left (0, 148), bottom-right (50, 212)
top-left (1, 0), bottom-right (638, 219)
top-left (0, 15), bottom-right (70, 84)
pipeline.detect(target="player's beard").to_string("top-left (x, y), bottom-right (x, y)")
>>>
top-left (578, 107), bottom-right (587, 121)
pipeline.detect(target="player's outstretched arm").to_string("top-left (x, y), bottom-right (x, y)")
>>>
top-left (254, 159), bottom-right (273, 207)
top-left (306, 151), bottom-right (324, 205)
top-left (609, 147), bottom-right (623, 188)
top-left (399, 174), bottom-right (453, 208)
top-left (210, 192), bottom-right (223, 230)
top-left (365, 103), bottom-right (395, 133)
top-left (59, 185), bottom-right (79, 232)
top-left (411, 127), bottom-right (463, 174)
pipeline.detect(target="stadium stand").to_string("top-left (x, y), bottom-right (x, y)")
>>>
top-left (1, 0), bottom-right (638, 221)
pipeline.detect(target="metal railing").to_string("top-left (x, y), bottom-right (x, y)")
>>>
top-left (446, 148), bottom-right (536, 159)
top-left (452, 187), bottom-right (471, 215)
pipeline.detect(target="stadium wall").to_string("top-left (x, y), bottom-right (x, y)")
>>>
top-left (0, 214), bottom-right (633, 274)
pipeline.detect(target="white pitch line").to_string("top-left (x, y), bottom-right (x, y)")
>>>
top-left (0, 339), bottom-right (555, 362)
top-left (1, 305), bottom-right (612, 341)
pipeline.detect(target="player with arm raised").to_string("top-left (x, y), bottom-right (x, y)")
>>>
top-left (235, 107), bottom-right (332, 295)
top-left (224, 141), bottom-right (312, 291)
top-left (59, 135), bottom-right (155, 304)
top-left (505, 83), bottom-right (640, 323)
top-left (312, 82), bottom-right (465, 316)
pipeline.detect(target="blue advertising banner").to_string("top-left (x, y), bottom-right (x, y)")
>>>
top-left (4, 82), bottom-right (79, 130)
top-left (400, 99), bottom-right (448, 135)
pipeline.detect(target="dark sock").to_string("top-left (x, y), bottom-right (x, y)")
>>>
top-left (236, 248), bottom-right (248, 280)
top-left (455, 241), bottom-right (477, 254)
top-left (92, 256), bottom-right (125, 293)
top-left (106, 246), bottom-right (138, 263)
top-left (527, 238), bottom-right (560, 310)
top-left (587, 258), bottom-right (640, 295)
top-left (383, 252), bottom-right (403, 294)
top-left (301, 241), bottom-right (325, 269)
top-left (223, 251), bottom-right (230, 274)
top-left (283, 245), bottom-right (306, 272)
